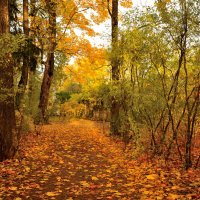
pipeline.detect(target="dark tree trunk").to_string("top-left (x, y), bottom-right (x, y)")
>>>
top-left (38, 53), bottom-right (54, 122)
top-left (38, 0), bottom-right (56, 122)
top-left (16, 0), bottom-right (29, 108)
top-left (110, 0), bottom-right (120, 135)
top-left (0, 0), bottom-right (18, 161)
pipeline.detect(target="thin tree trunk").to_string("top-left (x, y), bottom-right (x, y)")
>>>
top-left (110, 0), bottom-right (120, 136)
top-left (16, 0), bottom-right (29, 108)
top-left (28, 0), bottom-right (37, 115)
top-left (38, 0), bottom-right (56, 122)
top-left (0, 0), bottom-right (18, 161)
top-left (16, 0), bottom-right (29, 107)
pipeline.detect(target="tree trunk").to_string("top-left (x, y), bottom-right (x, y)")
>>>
top-left (38, 0), bottom-right (56, 122)
top-left (110, 0), bottom-right (120, 135)
top-left (28, 0), bottom-right (38, 115)
top-left (16, 0), bottom-right (29, 108)
top-left (0, 0), bottom-right (18, 161)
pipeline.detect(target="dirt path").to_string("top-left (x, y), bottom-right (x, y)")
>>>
top-left (0, 120), bottom-right (199, 200)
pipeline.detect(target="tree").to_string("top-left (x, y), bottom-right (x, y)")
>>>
top-left (0, 0), bottom-right (18, 161)
top-left (16, 0), bottom-right (29, 108)
top-left (110, 0), bottom-right (120, 136)
top-left (28, 0), bottom-right (41, 115)
top-left (156, 0), bottom-right (200, 169)
top-left (38, 0), bottom-right (57, 122)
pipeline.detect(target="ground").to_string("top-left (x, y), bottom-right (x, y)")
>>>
top-left (0, 119), bottom-right (199, 200)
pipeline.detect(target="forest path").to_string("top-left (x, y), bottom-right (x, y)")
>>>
top-left (0, 120), bottom-right (199, 200)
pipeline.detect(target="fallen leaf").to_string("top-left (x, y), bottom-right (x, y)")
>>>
top-left (10, 187), bottom-right (17, 191)
top-left (106, 183), bottom-right (112, 187)
top-left (167, 194), bottom-right (180, 199)
top-left (80, 181), bottom-right (90, 187)
top-left (46, 192), bottom-right (58, 197)
top-left (91, 176), bottom-right (99, 181)
top-left (146, 174), bottom-right (158, 180)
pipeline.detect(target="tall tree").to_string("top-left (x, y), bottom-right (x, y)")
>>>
top-left (28, 0), bottom-right (40, 115)
top-left (38, 0), bottom-right (57, 122)
top-left (110, 0), bottom-right (120, 135)
top-left (0, 0), bottom-right (18, 161)
top-left (16, 0), bottom-right (29, 108)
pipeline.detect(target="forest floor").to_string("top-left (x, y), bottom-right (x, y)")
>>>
top-left (0, 119), bottom-right (200, 200)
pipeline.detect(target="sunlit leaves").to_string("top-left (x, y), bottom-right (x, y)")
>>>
top-left (120, 0), bottom-right (132, 8)
top-left (64, 47), bottom-right (108, 86)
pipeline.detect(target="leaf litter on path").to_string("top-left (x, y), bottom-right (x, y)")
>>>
top-left (0, 119), bottom-right (199, 199)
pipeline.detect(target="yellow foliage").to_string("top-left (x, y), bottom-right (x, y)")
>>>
top-left (120, 0), bottom-right (133, 8)
top-left (64, 47), bottom-right (109, 91)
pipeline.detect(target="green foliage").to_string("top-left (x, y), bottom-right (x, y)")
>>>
top-left (113, 1), bottom-right (200, 168)
top-left (56, 91), bottom-right (71, 104)
top-left (0, 34), bottom-right (25, 58)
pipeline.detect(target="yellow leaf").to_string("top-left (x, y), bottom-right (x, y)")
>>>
top-left (114, 191), bottom-right (122, 196)
top-left (91, 176), bottom-right (99, 181)
top-left (171, 186), bottom-right (180, 190)
top-left (125, 182), bottom-right (134, 187)
top-left (80, 181), bottom-right (90, 187)
top-left (46, 192), bottom-right (58, 197)
top-left (143, 190), bottom-right (150, 195)
top-left (129, 188), bottom-right (136, 192)
top-left (106, 183), bottom-right (112, 187)
top-left (10, 187), bottom-right (17, 191)
top-left (59, 160), bottom-right (64, 164)
top-left (15, 198), bottom-right (22, 200)
top-left (168, 194), bottom-right (180, 199)
top-left (146, 174), bottom-right (158, 180)
top-left (25, 167), bottom-right (30, 172)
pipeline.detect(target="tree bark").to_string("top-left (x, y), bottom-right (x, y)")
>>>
top-left (38, 0), bottom-right (56, 122)
top-left (110, 0), bottom-right (120, 135)
top-left (0, 0), bottom-right (18, 161)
